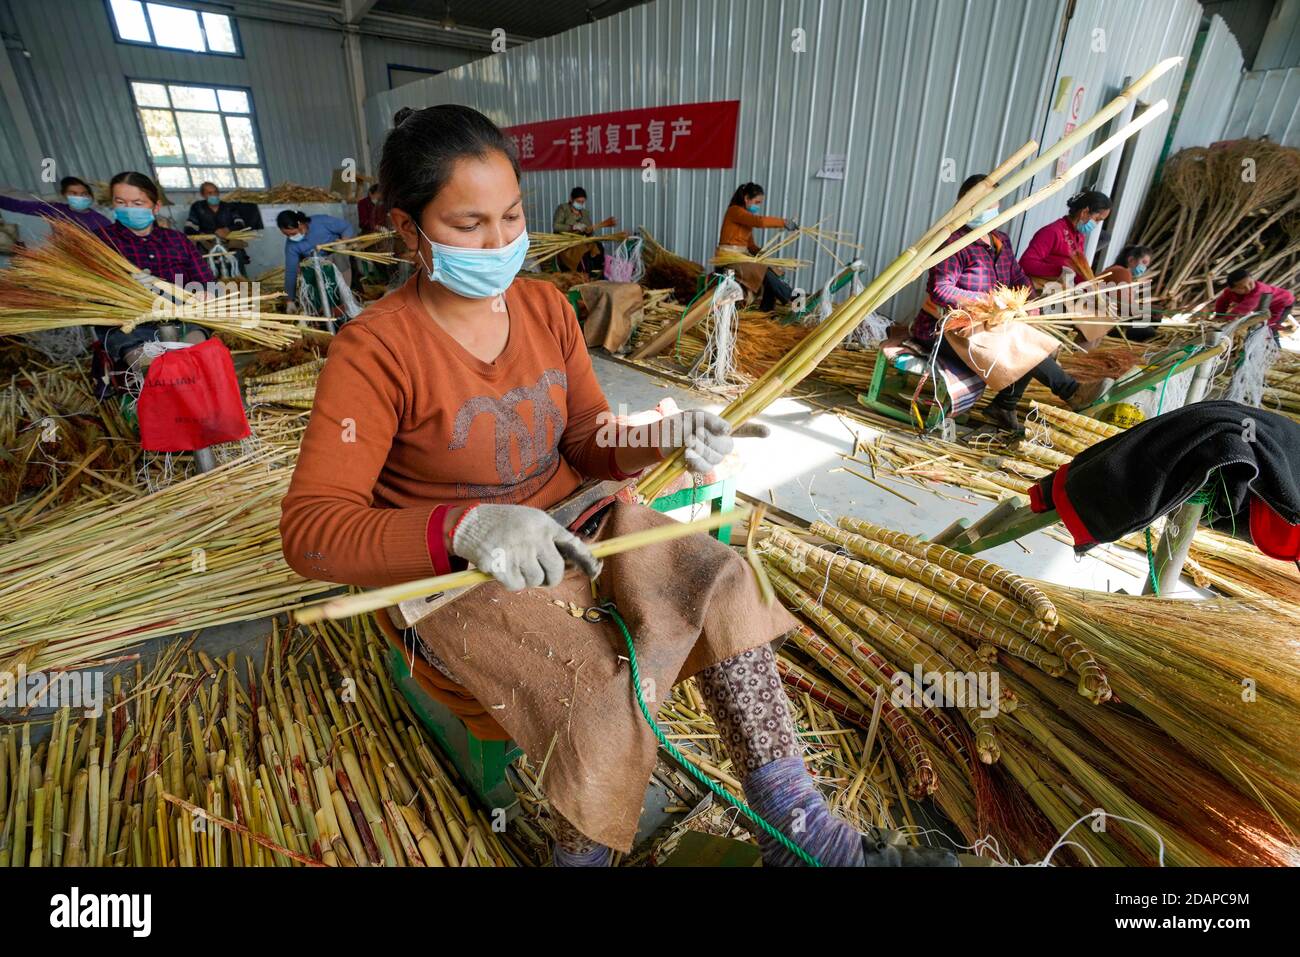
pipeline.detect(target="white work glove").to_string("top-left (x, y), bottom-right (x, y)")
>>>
top-left (659, 410), bottom-right (769, 476)
top-left (451, 504), bottom-right (601, 592)
top-left (130, 269), bottom-right (154, 290)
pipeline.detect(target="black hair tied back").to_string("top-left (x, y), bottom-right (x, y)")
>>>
top-left (1067, 189), bottom-right (1112, 214)
top-left (275, 209), bottom-right (309, 229)
top-left (379, 104), bottom-right (521, 220)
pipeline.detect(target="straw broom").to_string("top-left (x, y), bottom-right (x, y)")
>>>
top-left (527, 230), bottom-right (628, 267)
top-left (635, 60), bottom-right (1181, 502)
top-left (0, 220), bottom-right (303, 347)
top-left (188, 228), bottom-right (258, 243)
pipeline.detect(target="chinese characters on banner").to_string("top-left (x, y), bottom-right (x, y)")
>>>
top-left (501, 100), bottom-right (740, 171)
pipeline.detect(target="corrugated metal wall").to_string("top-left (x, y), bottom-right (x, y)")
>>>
top-left (369, 0), bottom-right (1072, 318)
top-left (1223, 66), bottom-right (1300, 144)
top-left (1257, 0), bottom-right (1300, 69)
top-left (360, 36), bottom-right (477, 97)
top-left (1169, 14), bottom-right (1245, 153)
top-left (1016, 0), bottom-right (1202, 270)
top-left (0, 0), bottom-right (475, 195)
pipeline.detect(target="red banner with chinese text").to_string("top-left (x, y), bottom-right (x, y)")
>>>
top-left (502, 100), bottom-right (740, 171)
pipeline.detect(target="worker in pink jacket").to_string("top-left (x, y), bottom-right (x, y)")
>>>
top-left (1019, 190), bottom-right (1111, 288)
top-left (1215, 268), bottom-right (1296, 332)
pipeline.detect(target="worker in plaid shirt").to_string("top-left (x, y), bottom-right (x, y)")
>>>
top-left (92, 171), bottom-right (216, 383)
top-left (911, 174), bottom-right (1110, 430)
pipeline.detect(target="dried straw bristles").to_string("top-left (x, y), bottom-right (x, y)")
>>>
top-left (0, 220), bottom-right (302, 347)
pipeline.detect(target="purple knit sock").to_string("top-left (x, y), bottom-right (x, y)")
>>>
top-left (552, 842), bottom-right (612, 867)
top-left (742, 756), bottom-right (864, 867)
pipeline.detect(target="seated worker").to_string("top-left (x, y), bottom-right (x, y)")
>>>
top-left (914, 174), bottom-right (1112, 431)
top-left (716, 182), bottom-right (798, 310)
top-left (184, 181), bottom-right (249, 274)
top-left (280, 103), bottom-right (954, 869)
top-left (1214, 268), bottom-right (1296, 332)
top-left (93, 170), bottom-right (214, 382)
top-left (1019, 189), bottom-right (1111, 289)
top-left (1098, 244), bottom-right (1156, 341)
top-left (0, 175), bottom-right (111, 229)
top-left (277, 209), bottom-right (355, 308)
top-left (552, 187), bottom-right (617, 274)
top-left (358, 183), bottom-right (388, 233)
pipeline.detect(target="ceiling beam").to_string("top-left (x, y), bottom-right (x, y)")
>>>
top-left (228, 1), bottom-right (535, 52)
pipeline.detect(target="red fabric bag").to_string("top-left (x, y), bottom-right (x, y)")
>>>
top-left (136, 338), bottom-right (249, 452)
top-left (1250, 496), bottom-right (1300, 562)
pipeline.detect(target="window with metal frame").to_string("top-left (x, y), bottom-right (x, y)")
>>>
top-left (128, 79), bottom-right (268, 191)
top-left (107, 0), bottom-right (242, 57)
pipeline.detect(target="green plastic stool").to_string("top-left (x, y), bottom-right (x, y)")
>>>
top-left (384, 644), bottom-right (524, 814)
top-left (858, 349), bottom-right (963, 434)
top-left (648, 476), bottom-right (738, 543)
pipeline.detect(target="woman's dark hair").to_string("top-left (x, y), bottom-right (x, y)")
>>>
top-left (570, 186), bottom-right (587, 200)
top-left (728, 182), bottom-right (765, 207)
top-left (1067, 189), bottom-right (1111, 216)
top-left (276, 210), bottom-right (310, 229)
top-left (109, 171), bottom-right (160, 204)
top-left (958, 174), bottom-right (987, 199)
top-left (1226, 267), bottom-right (1253, 286)
top-left (1117, 244), bottom-right (1151, 267)
top-left (59, 176), bottom-right (90, 194)
top-left (380, 104), bottom-right (520, 219)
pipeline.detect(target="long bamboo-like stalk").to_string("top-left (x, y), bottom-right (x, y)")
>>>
top-left (636, 59), bottom-right (1181, 502)
top-left (295, 503), bottom-right (751, 623)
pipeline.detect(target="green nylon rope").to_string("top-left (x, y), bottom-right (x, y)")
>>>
top-left (597, 600), bottom-right (822, 867)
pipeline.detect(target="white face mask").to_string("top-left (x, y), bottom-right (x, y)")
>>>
top-left (417, 225), bottom-right (531, 299)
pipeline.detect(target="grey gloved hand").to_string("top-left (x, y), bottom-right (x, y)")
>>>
top-left (784, 219), bottom-right (799, 230)
top-left (1257, 293), bottom-right (1273, 316)
top-left (658, 410), bottom-right (770, 476)
top-left (130, 269), bottom-right (155, 290)
top-left (450, 503), bottom-right (601, 592)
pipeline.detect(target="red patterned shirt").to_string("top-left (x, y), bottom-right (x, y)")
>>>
top-left (94, 220), bottom-right (215, 288)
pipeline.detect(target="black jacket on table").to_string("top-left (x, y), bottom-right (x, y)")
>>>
top-left (1029, 401), bottom-right (1300, 558)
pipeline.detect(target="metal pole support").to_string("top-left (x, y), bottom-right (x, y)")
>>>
top-left (1141, 499), bottom-right (1205, 595)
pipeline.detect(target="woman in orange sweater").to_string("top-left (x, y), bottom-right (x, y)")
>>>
top-left (280, 105), bottom-right (950, 868)
top-left (716, 182), bottom-right (799, 309)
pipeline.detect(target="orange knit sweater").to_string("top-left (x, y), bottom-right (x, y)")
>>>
top-left (280, 276), bottom-right (619, 587)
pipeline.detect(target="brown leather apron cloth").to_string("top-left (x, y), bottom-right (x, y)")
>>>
top-left (374, 609), bottom-right (512, 740)
top-left (404, 499), bottom-right (797, 851)
top-left (715, 244), bottom-right (769, 295)
top-left (574, 281), bottom-right (644, 353)
top-left (558, 242), bottom-right (600, 272)
top-left (944, 319), bottom-right (1061, 392)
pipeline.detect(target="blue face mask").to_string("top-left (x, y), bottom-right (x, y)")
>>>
top-left (1078, 218), bottom-right (1098, 236)
top-left (746, 204), bottom-right (761, 214)
top-left (287, 231), bottom-right (305, 242)
top-left (66, 194), bottom-right (93, 211)
top-left (206, 195), bottom-right (221, 206)
top-left (1132, 263), bottom-right (1147, 278)
top-left (115, 207), bottom-right (155, 230)
top-left (418, 226), bottom-right (530, 299)
top-left (966, 206), bottom-right (999, 229)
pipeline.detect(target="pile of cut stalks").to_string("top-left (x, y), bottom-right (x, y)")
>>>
top-left (0, 617), bottom-right (531, 867)
top-left (756, 515), bottom-right (1299, 865)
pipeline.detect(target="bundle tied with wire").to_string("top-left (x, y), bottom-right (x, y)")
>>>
top-left (0, 219), bottom-right (301, 348)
